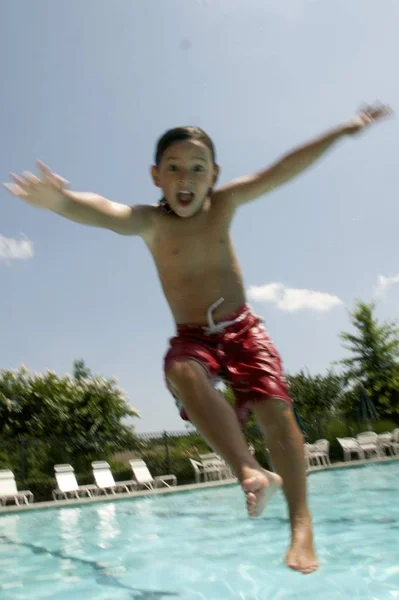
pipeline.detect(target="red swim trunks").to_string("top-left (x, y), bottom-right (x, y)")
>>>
top-left (164, 303), bottom-right (292, 425)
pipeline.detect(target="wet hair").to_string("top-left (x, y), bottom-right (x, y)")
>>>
top-left (155, 126), bottom-right (216, 166)
top-left (155, 126), bottom-right (216, 215)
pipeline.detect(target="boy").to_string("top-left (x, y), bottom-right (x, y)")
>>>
top-left (4, 102), bottom-right (391, 573)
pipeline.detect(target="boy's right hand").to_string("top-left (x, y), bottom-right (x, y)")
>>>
top-left (3, 161), bottom-right (69, 211)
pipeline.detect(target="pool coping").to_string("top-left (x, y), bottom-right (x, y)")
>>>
top-left (1, 454), bottom-right (398, 516)
top-left (306, 454), bottom-right (399, 474)
top-left (0, 477), bottom-right (239, 515)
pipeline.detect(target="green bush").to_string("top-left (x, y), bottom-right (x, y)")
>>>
top-left (0, 439), bottom-right (21, 474)
top-left (141, 450), bottom-right (193, 484)
top-left (251, 442), bottom-right (272, 470)
top-left (0, 450), bottom-right (14, 471)
top-left (106, 464), bottom-right (134, 483)
top-left (168, 456), bottom-right (196, 484)
top-left (324, 418), bottom-right (351, 461)
top-left (366, 419), bottom-right (398, 434)
top-left (23, 477), bottom-right (56, 502)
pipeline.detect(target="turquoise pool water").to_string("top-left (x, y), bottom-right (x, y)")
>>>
top-left (0, 461), bottom-right (398, 599)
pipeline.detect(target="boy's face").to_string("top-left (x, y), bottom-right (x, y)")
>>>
top-left (151, 139), bottom-right (219, 218)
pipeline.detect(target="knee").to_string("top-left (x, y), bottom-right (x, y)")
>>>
top-left (255, 397), bottom-right (292, 420)
top-left (254, 398), bottom-right (297, 434)
top-left (166, 360), bottom-right (204, 392)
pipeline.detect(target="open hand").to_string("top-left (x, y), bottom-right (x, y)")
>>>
top-left (345, 102), bottom-right (393, 135)
top-left (3, 161), bottom-right (69, 210)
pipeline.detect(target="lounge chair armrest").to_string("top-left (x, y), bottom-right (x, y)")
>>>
top-left (116, 479), bottom-right (137, 488)
top-left (155, 475), bottom-right (177, 486)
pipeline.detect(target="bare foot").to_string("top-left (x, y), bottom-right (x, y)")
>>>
top-left (242, 468), bottom-right (282, 518)
top-left (285, 517), bottom-right (319, 574)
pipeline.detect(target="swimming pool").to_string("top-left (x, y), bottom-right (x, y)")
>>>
top-left (0, 461), bottom-right (398, 600)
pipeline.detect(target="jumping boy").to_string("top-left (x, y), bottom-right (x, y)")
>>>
top-left (4, 102), bottom-right (391, 574)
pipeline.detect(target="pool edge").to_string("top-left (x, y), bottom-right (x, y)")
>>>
top-left (1, 455), bottom-right (398, 516)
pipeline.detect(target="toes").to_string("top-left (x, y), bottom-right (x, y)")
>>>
top-left (246, 491), bottom-right (256, 502)
top-left (246, 492), bottom-right (257, 513)
top-left (242, 476), bottom-right (263, 494)
top-left (286, 560), bottom-right (319, 575)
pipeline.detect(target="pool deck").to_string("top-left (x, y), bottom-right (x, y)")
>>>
top-left (1, 454), bottom-right (398, 516)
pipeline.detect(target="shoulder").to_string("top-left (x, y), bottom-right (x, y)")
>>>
top-left (208, 187), bottom-right (238, 223)
top-left (118, 204), bottom-right (159, 239)
top-left (136, 203), bottom-right (185, 242)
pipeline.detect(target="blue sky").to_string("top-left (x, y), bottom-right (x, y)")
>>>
top-left (1, 0), bottom-right (398, 432)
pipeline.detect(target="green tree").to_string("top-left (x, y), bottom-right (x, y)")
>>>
top-left (286, 370), bottom-right (344, 438)
top-left (222, 371), bottom-right (344, 442)
top-left (337, 301), bottom-right (399, 418)
top-left (0, 364), bottom-right (141, 476)
top-left (222, 386), bottom-right (262, 441)
top-left (73, 359), bottom-right (92, 381)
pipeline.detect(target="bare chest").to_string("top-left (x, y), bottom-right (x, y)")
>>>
top-left (149, 216), bottom-right (233, 274)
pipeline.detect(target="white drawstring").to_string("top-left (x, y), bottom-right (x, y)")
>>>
top-left (202, 298), bottom-right (249, 335)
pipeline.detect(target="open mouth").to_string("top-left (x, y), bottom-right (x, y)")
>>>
top-left (176, 191), bottom-right (195, 205)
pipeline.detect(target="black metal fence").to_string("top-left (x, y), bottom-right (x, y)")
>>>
top-left (0, 418), bottom-right (362, 485)
top-left (0, 430), bottom-right (211, 499)
top-left (2, 416), bottom-right (397, 501)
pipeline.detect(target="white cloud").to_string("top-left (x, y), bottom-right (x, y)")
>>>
top-left (247, 282), bottom-right (343, 313)
top-left (374, 274), bottom-right (399, 297)
top-left (0, 235), bottom-right (34, 262)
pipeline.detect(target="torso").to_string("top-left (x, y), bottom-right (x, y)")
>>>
top-left (144, 195), bottom-right (246, 325)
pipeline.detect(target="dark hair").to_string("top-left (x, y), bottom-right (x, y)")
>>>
top-left (155, 126), bottom-right (216, 166)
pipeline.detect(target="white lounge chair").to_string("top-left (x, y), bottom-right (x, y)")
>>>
top-left (52, 464), bottom-right (98, 501)
top-left (189, 459), bottom-right (206, 483)
top-left (313, 439), bottom-right (331, 466)
top-left (0, 470), bottom-right (33, 506)
top-left (391, 428), bottom-right (399, 455)
top-left (303, 444), bottom-right (312, 470)
top-left (198, 453), bottom-right (233, 480)
top-left (337, 437), bottom-right (365, 461)
top-left (377, 432), bottom-right (395, 456)
top-left (91, 461), bottom-right (137, 495)
top-left (129, 459), bottom-right (177, 490)
top-left (356, 431), bottom-right (381, 458)
top-left (304, 444), bottom-right (323, 468)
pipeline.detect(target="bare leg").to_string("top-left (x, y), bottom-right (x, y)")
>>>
top-left (254, 399), bottom-right (319, 574)
top-left (167, 361), bottom-right (282, 516)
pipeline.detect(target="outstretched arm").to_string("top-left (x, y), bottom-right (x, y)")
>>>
top-left (3, 161), bottom-right (152, 237)
top-left (217, 103), bottom-right (392, 207)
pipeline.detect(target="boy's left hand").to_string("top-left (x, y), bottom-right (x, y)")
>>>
top-left (345, 102), bottom-right (393, 135)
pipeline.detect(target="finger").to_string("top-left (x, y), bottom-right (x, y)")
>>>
top-left (22, 171), bottom-right (41, 185)
top-left (36, 159), bottom-right (50, 172)
top-left (36, 160), bottom-right (53, 180)
top-left (10, 173), bottom-right (29, 190)
top-left (52, 173), bottom-right (69, 186)
top-left (370, 100), bottom-right (392, 113)
top-left (379, 104), bottom-right (393, 116)
top-left (3, 182), bottom-right (28, 199)
top-left (370, 99), bottom-right (383, 111)
top-left (370, 106), bottom-right (392, 120)
top-left (36, 160), bottom-right (68, 187)
top-left (371, 99), bottom-right (391, 109)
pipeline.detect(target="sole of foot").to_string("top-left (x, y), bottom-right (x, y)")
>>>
top-left (243, 469), bottom-right (282, 518)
